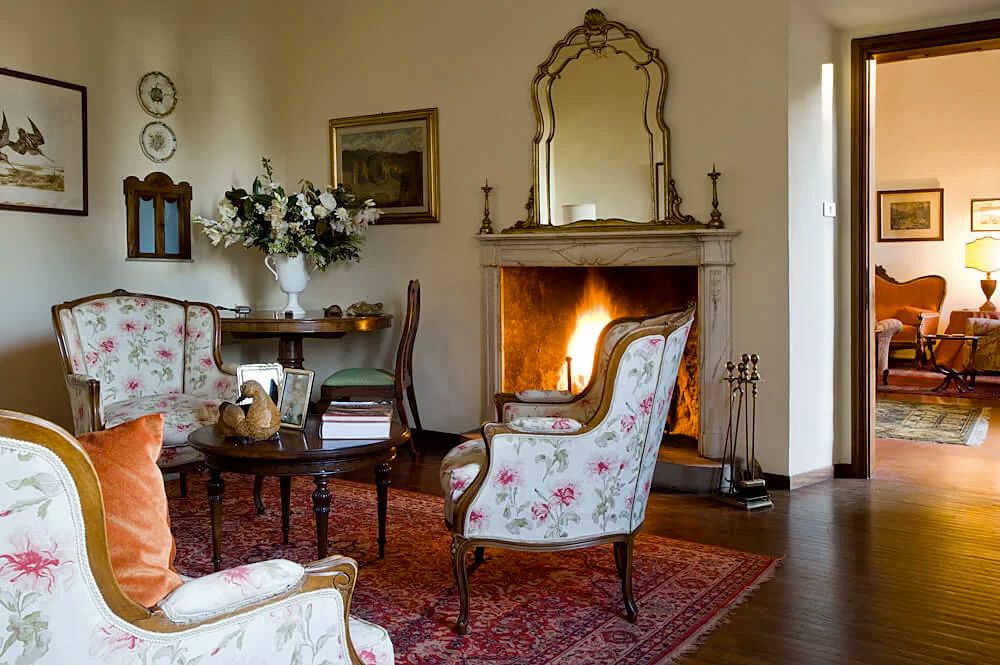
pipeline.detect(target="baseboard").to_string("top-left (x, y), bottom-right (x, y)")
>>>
top-left (833, 463), bottom-right (855, 479)
top-left (764, 465), bottom-right (835, 491)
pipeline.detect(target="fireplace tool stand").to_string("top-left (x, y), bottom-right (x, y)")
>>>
top-left (714, 353), bottom-right (773, 510)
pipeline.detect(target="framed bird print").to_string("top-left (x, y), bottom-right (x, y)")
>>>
top-left (0, 68), bottom-right (87, 216)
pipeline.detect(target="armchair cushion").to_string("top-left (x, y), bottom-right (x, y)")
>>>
top-left (159, 560), bottom-right (303, 623)
top-left (441, 437), bottom-right (487, 524)
top-left (78, 414), bottom-right (183, 607)
top-left (104, 393), bottom-right (223, 447)
top-left (897, 305), bottom-right (936, 327)
top-left (509, 416), bottom-right (582, 433)
top-left (349, 617), bottom-right (395, 665)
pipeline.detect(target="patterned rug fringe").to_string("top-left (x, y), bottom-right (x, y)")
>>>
top-left (655, 557), bottom-right (783, 665)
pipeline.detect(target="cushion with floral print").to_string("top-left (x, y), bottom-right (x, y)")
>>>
top-left (159, 559), bottom-right (303, 623)
top-left (513, 389), bottom-right (575, 403)
top-left (349, 617), bottom-right (395, 665)
top-left (440, 438), bottom-right (487, 524)
top-left (508, 416), bottom-right (582, 433)
top-left (104, 393), bottom-right (223, 447)
top-left (156, 444), bottom-right (204, 470)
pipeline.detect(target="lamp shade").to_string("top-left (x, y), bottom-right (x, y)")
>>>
top-left (966, 236), bottom-right (1000, 274)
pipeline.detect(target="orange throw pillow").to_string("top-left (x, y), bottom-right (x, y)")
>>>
top-left (78, 414), bottom-right (182, 607)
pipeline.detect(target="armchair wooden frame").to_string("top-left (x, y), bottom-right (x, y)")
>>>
top-left (448, 306), bottom-right (694, 634)
top-left (0, 409), bottom-right (368, 664)
top-left (51, 288), bottom-right (235, 495)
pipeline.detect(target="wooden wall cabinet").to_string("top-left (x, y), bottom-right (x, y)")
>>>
top-left (124, 172), bottom-right (192, 260)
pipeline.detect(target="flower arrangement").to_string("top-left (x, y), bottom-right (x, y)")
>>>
top-left (194, 158), bottom-right (380, 270)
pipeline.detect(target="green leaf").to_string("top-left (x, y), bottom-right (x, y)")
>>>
top-left (37, 500), bottom-right (50, 519)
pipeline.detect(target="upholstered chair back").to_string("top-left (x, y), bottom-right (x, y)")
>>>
top-left (463, 306), bottom-right (694, 542)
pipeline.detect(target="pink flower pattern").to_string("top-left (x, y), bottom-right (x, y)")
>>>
top-left (0, 528), bottom-right (73, 594)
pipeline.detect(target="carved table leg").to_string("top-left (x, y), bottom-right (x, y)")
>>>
top-left (375, 462), bottom-right (391, 559)
top-left (207, 469), bottom-right (224, 572)
top-left (277, 335), bottom-right (305, 369)
top-left (280, 476), bottom-right (291, 546)
top-left (312, 476), bottom-right (331, 559)
top-left (253, 475), bottom-right (265, 515)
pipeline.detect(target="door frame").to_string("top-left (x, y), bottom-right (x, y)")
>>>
top-left (849, 19), bottom-right (1000, 478)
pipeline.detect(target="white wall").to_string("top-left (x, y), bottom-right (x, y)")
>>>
top-left (280, 0), bottom-right (794, 472)
top-left (834, 8), bottom-right (1000, 465)
top-left (874, 50), bottom-right (1000, 325)
top-left (0, 0), bottom-right (286, 427)
top-left (787, 0), bottom-right (837, 476)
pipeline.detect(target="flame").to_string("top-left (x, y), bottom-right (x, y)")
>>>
top-left (564, 277), bottom-right (615, 392)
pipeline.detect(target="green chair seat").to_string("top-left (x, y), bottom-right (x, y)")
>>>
top-left (323, 367), bottom-right (395, 387)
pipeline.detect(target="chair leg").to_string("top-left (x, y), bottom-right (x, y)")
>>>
top-left (613, 539), bottom-right (638, 623)
top-left (179, 472), bottom-right (188, 498)
top-left (882, 368), bottom-right (890, 385)
top-left (253, 475), bottom-right (265, 515)
top-left (406, 384), bottom-right (422, 432)
top-left (452, 538), bottom-right (473, 635)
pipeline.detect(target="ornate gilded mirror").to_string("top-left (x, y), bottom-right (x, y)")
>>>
top-left (517, 9), bottom-right (706, 231)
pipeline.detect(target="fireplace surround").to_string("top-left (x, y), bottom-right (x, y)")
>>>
top-left (479, 228), bottom-right (738, 458)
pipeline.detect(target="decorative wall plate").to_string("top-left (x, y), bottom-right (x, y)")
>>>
top-left (140, 121), bottom-right (177, 162)
top-left (137, 71), bottom-right (177, 117)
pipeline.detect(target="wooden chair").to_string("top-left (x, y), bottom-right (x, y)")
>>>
top-left (318, 280), bottom-right (421, 455)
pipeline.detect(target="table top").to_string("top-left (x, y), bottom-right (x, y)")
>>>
top-left (187, 420), bottom-right (408, 474)
top-left (220, 312), bottom-right (392, 336)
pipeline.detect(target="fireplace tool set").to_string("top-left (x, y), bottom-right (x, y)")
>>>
top-left (715, 353), bottom-right (773, 510)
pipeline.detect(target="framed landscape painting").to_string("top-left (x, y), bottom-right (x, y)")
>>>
top-left (971, 198), bottom-right (1000, 232)
top-left (877, 188), bottom-right (943, 242)
top-left (329, 108), bottom-right (439, 224)
top-left (0, 68), bottom-right (87, 215)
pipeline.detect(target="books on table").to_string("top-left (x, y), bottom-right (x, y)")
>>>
top-left (321, 401), bottom-right (392, 439)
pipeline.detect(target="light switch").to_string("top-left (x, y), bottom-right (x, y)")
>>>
top-left (823, 201), bottom-right (837, 218)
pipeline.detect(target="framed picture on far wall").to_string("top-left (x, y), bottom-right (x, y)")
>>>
top-left (0, 67), bottom-right (88, 215)
top-left (329, 108), bottom-right (439, 224)
top-left (971, 198), bottom-right (1000, 232)
top-left (877, 188), bottom-right (944, 242)
top-left (278, 368), bottom-right (314, 430)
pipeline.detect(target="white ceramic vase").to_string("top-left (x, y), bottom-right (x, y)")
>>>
top-left (264, 253), bottom-right (310, 316)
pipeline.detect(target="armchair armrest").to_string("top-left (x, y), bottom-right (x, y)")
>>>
top-left (158, 559), bottom-right (303, 624)
top-left (494, 391), bottom-right (592, 423)
top-left (509, 416), bottom-right (582, 433)
top-left (65, 373), bottom-right (103, 434)
top-left (221, 362), bottom-right (238, 375)
top-left (514, 389), bottom-right (575, 403)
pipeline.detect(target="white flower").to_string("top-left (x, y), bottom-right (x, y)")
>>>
top-left (313, 204), bottom-right (329, 218)
top-left (335, 207), bottom-right (350, 222)
top-left (295, 197), bottom-right (314, 221)
top-left (355, 206), bottom-right (381, 226)
top-left (218, 200), bottom-right (237, 220)
top-left (319, 191), bottom-right (338, 211)
top-left (254, 203), bottom-right (266, 214)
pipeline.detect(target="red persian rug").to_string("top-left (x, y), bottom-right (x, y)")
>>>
top-left (170, 475), bottom-right (779, 664)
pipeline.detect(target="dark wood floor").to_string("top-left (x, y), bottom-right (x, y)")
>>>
top-left (336, 431), bottom-right (1000, 665)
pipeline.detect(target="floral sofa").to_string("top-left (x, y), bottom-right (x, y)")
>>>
top-left (52, 290), bottom-right (237, 482)
top-left (440, 305), bottom-right (695, 634)
top-left (0, 409), bottom-right (393, 665)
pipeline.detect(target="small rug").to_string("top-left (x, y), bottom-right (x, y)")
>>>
top-left (877, 367), bottom-right (1000, 400)
top-left (170, 475), bottom-right (780, 665)
top-left (876, 398), bottom-right (991, 446)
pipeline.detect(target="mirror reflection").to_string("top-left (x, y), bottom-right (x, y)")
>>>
top-left (549, 47), bottom-right (652, 224)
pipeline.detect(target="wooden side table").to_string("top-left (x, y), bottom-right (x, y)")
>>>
top-left (921, 333), bottom-right (980, 392)
top-left (221, 312), bottom-right (392, 369)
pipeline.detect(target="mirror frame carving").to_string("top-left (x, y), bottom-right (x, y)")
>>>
top-left (506, 9), bottom-right (706, 233)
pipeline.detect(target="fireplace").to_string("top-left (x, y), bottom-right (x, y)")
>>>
top-left (501, 266), bottom-right (699, 439)
top-left (479, 228), bottom-right (737, 458)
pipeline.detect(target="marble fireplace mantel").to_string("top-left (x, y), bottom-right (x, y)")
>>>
top-left (478, 228), bottom-right (739, 459)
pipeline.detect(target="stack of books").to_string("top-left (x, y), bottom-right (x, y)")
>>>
top-left (320, 401), bottom-right (393, 439)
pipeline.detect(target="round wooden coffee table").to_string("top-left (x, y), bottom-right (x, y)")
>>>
top-left (188, 421), bottom-right (410, 571)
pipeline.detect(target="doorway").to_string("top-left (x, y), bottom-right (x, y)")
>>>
top-left (851, 19), bottom-right (1000, 481)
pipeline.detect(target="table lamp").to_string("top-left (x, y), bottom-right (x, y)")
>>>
top-left (965, 236), bottom-right (1000, 311)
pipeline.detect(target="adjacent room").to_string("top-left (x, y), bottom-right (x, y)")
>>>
top-left (4, 2), bottom-right (1000, 664)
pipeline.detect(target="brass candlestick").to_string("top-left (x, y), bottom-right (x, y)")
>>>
top-left (478, 178), bottom-right (495, 235)
top-left (707, 164), bottom-right (725, 229)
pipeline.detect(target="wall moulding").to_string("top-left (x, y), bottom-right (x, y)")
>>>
top-left (478, 228), bottom-right (738, 458)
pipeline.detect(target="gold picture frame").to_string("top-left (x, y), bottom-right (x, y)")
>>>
top-left (277, 368), bottom-right (314, 430)
top-left (877, 188), bottom-right (944, 242)
top-left (971, 198), bottom-right (1000, 232)
top-left (329, 108), bottom-right (439, 225)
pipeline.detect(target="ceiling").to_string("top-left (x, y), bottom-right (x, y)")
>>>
top-left (799, 0), bottom-right (1000, 31)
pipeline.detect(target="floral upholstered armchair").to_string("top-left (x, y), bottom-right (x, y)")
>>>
top-left (0, 410), bottom-right (393, 665)
top-left (52, 290), bottom-right (237, 490)
top-left (440, 304), bottom-right (695, 634)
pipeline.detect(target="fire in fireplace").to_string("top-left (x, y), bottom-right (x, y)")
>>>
top-left (500, 265), bottom-right (699, 438)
